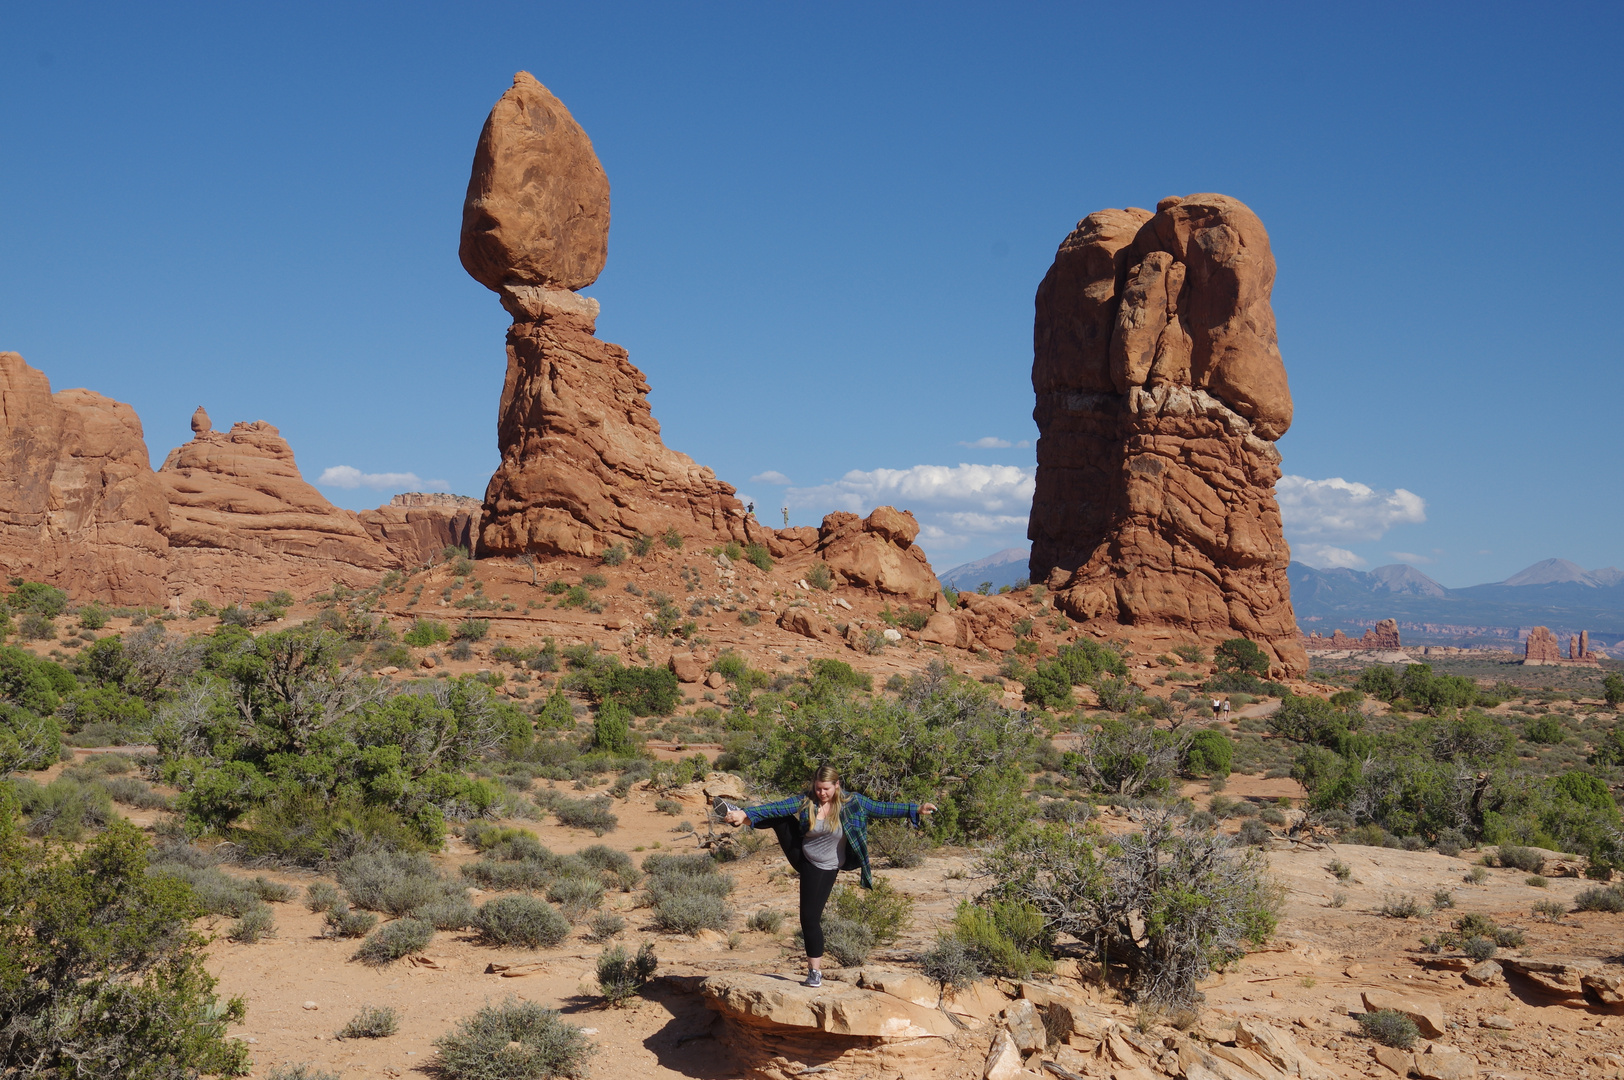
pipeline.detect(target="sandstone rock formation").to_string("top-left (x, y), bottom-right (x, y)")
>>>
top-left (358, 492), bottom-right (481, 568)
top-left (462, 74), bottom-right (749, 557)
top-left (1029, 194), bottom-right (1304, 674)
top-left (806, 508), bottom-right (939, 601)
top-left (1522, 626), bottom-right (1598, 666)
top-left (158, 420), bottom-right (397, 603)
top-left (0, 353), bottom-right (172, 605)
top-left (459, 72), bottom-right (610, 293)
top-left (1303, 618), bottom-right (1401, 651)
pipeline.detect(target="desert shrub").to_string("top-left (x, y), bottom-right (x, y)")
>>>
top-left (1378, 894), bottom-right (1426, 919)
top-left (322, 903), bottom-right (378, 939)
top-left (946, 899), bottom-right (1052, 980)
top-left (597, 942), bottom-right (658, 1005)
top-left (147, 860), bottom-right (261, 917)
top-left (419, 898), bottom-right (479, 931)
top-left (1532, 899), bottom-right (1567, 921)
top-left (1525, 716), bottom-right (1564, 745)
top-left (601, 544), bottom-right (627, 567)
top-left (99, 775), bottom-right (172, 809)
top-left (1462, 935), bottom-right (1497, 961)
top-left (1432, 889), bottom-right (1455, 909)
top-left (11, 776), bottom-right (115, 840)
top-left (228, 902), bottom-right (277, 943)
top-left (453, 618), bottom-right (491, 642)
top-left (653, 891), bottom-right (732, 934)
top-left (1215, 638), bottom-right (1270, 677)
top-left (807, 562), bottom-right (834, 590)
top-left (1064, 718), bottom-right (1184, 799)
top-left (870, 818), bottom-right (928, 868)
top-left (747, 908), bottom-right (784, 933)
top-left (920, 933), bottom-right (982, 991)
top-left (1327, 859), bottom-right (1352, 882)
top-left (337, 1003), bottom-right (399, 1039)
top-left (472, 895), bottom-right (570, 948)
top-left (737, 609), bottom-right (760, 627)
top-left (548, 876), bottom-right (606, 921)
top-left (982, 812), bottom-right (1280, 1005)
top-left (432, 998), bottom-right (593, 1080)
top-left (553, 794), bottom-right (619, 834)
top-left (1436, 828), bottom-right (1467, 857)
top-left (654, 797), bottom-right (682, 815)
top-left (645, 855), bottom-right (734, 934)
top-left (1236, 819), bottom-right (1273, 846)
top-left (579, 844), bottom-right (642, 890)
top-left (1497, 845), bottom-right (1547, 873)
top-left (831, 877), bottom-right (913, 943)
top-left (1574, 884), bottom-right (1624, 912)
top-left (306, 881), bottom-right (343, 912)
top-left (337, 850), bottom-right (466, 916)
top-left (587, 911), bottom-right (626, 940)
top-left (819, 916), bottom-right (875, 965)
top-left (1359, 1009), bottom-right (1418, 1049)
top-left (1184, 729), bottom-right (1233, 778)
top-left (354, 918), bottom-right (434, 966)
top-left (268, 1065), bottom-right (339, 1080)
top-left (403, 619), bottom-right (451, 647)
top-left (1466, 865), bottom-right (1488, 884)
top-left (1260, 807), bottom-right (1287, 826)
top-left (1527, 874), bottom-right (1548, 888)
top-left (247, 875), bottom-right (295, 903)
top-left (743, 543), bottom-right (773, 572)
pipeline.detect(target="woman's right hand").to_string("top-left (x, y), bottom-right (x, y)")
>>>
top-left (724, 810), bottom-right (748, 826)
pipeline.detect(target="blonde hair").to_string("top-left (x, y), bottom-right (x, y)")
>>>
top-left (804, 765), bottom-right (843, 833)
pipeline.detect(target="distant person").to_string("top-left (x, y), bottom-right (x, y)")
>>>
top-left (1211, 698), bottom-right (1222, 720)
top-left (746, 500), bottom-right (755, 516)
top-left (1221, 698), bottom-right (1231, 720)
top-left (723, 766), bottom-right (934, 988)
top-left (782, 506), bottom-right (789, 527)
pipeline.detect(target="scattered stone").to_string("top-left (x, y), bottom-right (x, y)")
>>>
top-left (1371, 1045), bottom-right (1413, 1076)
top-left (704, 671), bottom-right (725, 689)
top-left (302, 1001), bottom-right (318, 1011)
top-left (1002, 999), bottom-right (1047, 1053)
top-left (779, 607), bottom-right (840, 643)
top-left (1234, 1018), bottom-right (1330, 1079)
top-left (668, 652), bottom-right (704, 682)
top-left (1415, 1043), bottom-right (1476, 1080)
top-left (1463, 960), bottom-right (1504, 986)
top-left (983, 1029), bottom-right (1024, 1080)
top-left (1479, 1014), bottom-right (1515, 1031)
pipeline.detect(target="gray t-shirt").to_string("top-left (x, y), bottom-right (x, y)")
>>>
top-left (802, 823), bottom-right (847, 870)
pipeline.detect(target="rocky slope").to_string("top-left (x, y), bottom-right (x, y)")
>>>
top-left (1029, 195), bottom-right (1305, 675)
top-left (463, 73), bottom-right (750, 558)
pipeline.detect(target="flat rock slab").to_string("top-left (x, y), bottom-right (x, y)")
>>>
top-left (1362, 989), bottom-right (1447, 1039)
top-left (701, 972), bottom-right (956, 1039)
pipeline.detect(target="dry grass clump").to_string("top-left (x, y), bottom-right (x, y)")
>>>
top-left (431, 999), bottom-right (593, 1080)
top-left (337, 1004), bottom-right (399, 1040)
top-left (353, 918), bottom-right (433, 966)
top-left (471, 895), bottom-right (570, 948)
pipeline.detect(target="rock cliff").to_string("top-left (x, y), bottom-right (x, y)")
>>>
top-left (0, 353), bottom-right (172, 605)
top-left (158, 420), bottom-right (397, 603)
top-left (462, 73), bottom-right (748, 557)
top-left (1029, 195), bottom-right (1304, 674)
top-left (358, 492), bottom-right (481, 568)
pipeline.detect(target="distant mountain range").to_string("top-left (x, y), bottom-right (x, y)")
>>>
top-left (939, 547), bottom-right (1030, 592)
top-left (1291, 558), bottom-right (1624, 648)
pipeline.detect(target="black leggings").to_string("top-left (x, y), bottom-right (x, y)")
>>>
top-left (761, 816), bottom-right (840, 959)
top-left (799, 865), bottom-right (840, 959)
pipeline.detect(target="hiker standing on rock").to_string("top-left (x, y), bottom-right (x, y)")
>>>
top-left (723, 765), bottom-right (934, 988)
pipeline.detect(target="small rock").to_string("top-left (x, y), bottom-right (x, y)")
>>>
top-left (1002, 999), bottom-right (1046, 1053)
top-left (1416, 1044), bottom-right (1476, 1080)
top-left (302, 1001), bottom-right (318, 1011)
top-left (1344, 963), bottom-right (1363, 977)
top-left (1371, 1045), bottom-right (1412, 1076)
top-left (1463, 960), bottom-right (1503, 987)
top-left (705, 671), bottom-right (725, 689)
top-left (378, 665), bottom-right (399, 675)
top-left (1480, 1014), bottom-right (1515, 1030)
top-left (882, 627), bottom-right (902, 642)
top-left (983, 1029), bottom-right (1024, 1080)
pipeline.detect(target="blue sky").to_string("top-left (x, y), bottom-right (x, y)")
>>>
top-left (2, 2), bottom-right (1619, 587)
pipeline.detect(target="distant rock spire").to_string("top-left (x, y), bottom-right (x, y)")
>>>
top-left (190, 406), bottom-right (211, 436)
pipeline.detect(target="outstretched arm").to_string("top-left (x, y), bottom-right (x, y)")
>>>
top-left (727, 796), bottom-right (802, 828)
top-left (853, 793), bottom-right (937, 827)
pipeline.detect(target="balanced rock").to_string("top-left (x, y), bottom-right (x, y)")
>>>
top-left (0, 353), bottom-right (171, 605)
top-left (190, 406), bottom-right (211, 435)
top-left (159, 420), bottom-right (396, 603)
top-left (809, 508), bottom-right (940, 601)
top-left (1029, 194), bottom-right (1305, 674)
top-left (462, 75), bottom-right (748, 558)
top-left (459, 72), bottom-right (610, 293)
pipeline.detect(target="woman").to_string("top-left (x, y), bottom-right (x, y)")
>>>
top-left (724, 766), bottom-right (934, 987)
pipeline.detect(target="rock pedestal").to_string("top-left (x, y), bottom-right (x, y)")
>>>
top-left (462, 73), bottom-right (748, 557)
top-left (1029, 195), bottom-right (1304, 674)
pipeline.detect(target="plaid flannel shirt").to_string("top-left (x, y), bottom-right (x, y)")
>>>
top-left (743, 792), bottom-right (921, 889)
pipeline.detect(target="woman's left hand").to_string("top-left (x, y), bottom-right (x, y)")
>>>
top-left (920, 802), bottom-right (937, 816)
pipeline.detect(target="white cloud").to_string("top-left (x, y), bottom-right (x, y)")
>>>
top-left (958, 436), bottom-right (1012, 449)
top-left (749, 470), bottom-right (792, 485)
top-left (786, 463), bottom-right (1034, 558)
top-left (1276, 475), bottom-right (1426, 542)
top-left (1387, 551), bottom-right (1436, 565)
top-left (318, 465), bottom-right (446, 492)
top-left (1294, 543), bottom-right (1366, 569)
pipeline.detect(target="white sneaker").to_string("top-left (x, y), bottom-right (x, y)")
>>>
top-left (803, 970), bottom-right (822, 988)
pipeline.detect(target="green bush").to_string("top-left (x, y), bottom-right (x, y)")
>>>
top-left (831, 877), bottom-right (913, 942)
top-left (946, 899), bottom-right (1053, 980)
top-left (646, 855), bottom-right (733, 933)
top-left (403, 619), bottom-right (451, 647)
top-left (0, 799), bottom-right (250, 1077)
top-left (1462, 935), bottom-right (1497, 961)
top-left (455, 618), bottom-right (491, 641)
top-left (601, 544), bottom-right (627, 567)
top-left (306, 881), bottom-right (342, 912)
top-left (419, 897), bottom-right (479, 931)
top-left (337, 1003), bottom-right (399, 1039)
top-left (1215, 638), bottom-right (1270, 677)
top-left (1575, 884), bottom-right (1624, 912)
top-left (869, 818), bottom-right (928, 868)
top-left (250, 875), bottom-right (296, 903)
top-left (1359, 1009), bottom-right (1418, 1049)
top-left (819, 916), bottom-right (875, 965)
top-left (1355, 665), bottom-right (1402, 702)
top-left (322, 903), bottom-right (378, 939)
top-left (9, 580), bottom-right (68, 616)
top-left (1378, 894), bottom-right (1426, 919)
top-left (11, 776), bottom-right (115, 840)
top-left (1524, 716), bottom-right (1564, 745)
top-left (632, 534), bottom-right (655, 557)
top-left (590, 704), bottom-right (634, 757)
top-left (432, 998), bottom-right (594, 1080)
top-left (597, 942), bottom-right (658, 1005)
top-left (547, 876), bottom-right (606, 921)
top-left (472, 895), bottom-right (571, 948)
top-left (353, 918), bottom-right (434, 966)
top-left (1184, 730), bottom-right (1234, 778)
top-left (743, 543), bottom-right (773, 572)
top-left (808, 562), bottom-right (834, 590)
